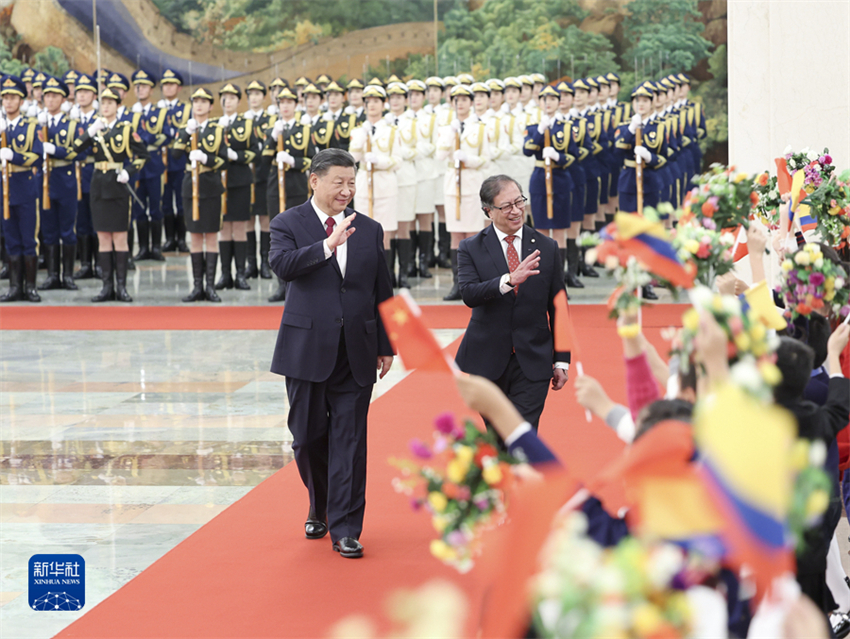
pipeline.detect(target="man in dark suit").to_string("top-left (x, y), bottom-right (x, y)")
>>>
top-left (455, 174), bottom-right (570, 437)
top-left (268, 148), bottom-right (395, 559)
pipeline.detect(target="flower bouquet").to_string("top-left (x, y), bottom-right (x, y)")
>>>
top-left (776, 243), bottom-right (850, 320)
top-left (751, 171), bottom-right (781, 227)
top-left (390, 413), bottom-right (518, 573)
top-left (787, 438), bottom-right (832, 553)
top-left (589, 242), bottom-right (654, 319)
top-left (532, 511), bottom-right (693, 639)
top-left (671, 220), bottom-right (734, 288)
top-left (683, 164), bottom-right (757, 230)
top-left (784, 148), bottom-right (850, 247)
top-left (677, 287), bottom-right (781, 402)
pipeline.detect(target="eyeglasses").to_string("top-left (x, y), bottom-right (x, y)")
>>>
top-left (490, 196), bottom-right (527, 214)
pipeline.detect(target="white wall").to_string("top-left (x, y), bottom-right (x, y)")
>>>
top-left (728, 0), bottom-right (850, 174)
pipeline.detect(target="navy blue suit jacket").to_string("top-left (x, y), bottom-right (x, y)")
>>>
top-left (268, 201), bottom-right (394, 387)
top-left (455, 224), bottom-right (570, 382)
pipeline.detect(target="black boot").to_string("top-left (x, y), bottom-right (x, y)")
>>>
top-left (385, 248), bottom-right (396, 289)
top-left (443, 249), bottom-right (462, 301)
top-left (114, 251), bottom-right (133, 302)
top-left (73, 235), bottom-right (95, 279)
top-left (436, 222), bottom-right (451, 269)
top-left (38, 245), bottom-right (62, 289)
top-left (162, 214), bottom-right (177, 252)
top-left (182, 253), bottom-right (205, 302)
top-left (0, 236), bottom-right (8, 279)
top-left (396, 238), bottom-right (412, 289)
top-left (23, 255), bottom-right (41, 302)
top-left (134, 218), bottom-right (152, 260)
top-left (558, 247), bottom-right (570, 299)
top-left (93, 235), bottom-right (103, 277)
top-left (565, 239), bottom-right (584, 289)
top-left (642, 284), bottom-right (659, 301)
top-left (407, 230), bottom-right (418, 278)
top-left (245, 230), bottom-right (258, 279)
top-left (149, 220), bottom-right (166, 261)
top-left (126, 231), bottom-right (136, 271)
top-left (417, 230), bottom-right (433, 278)
top-left (204, 252), bottom-right (221, 302)
top-left (91, 251), bottom-right (114, 302)
top-left (268, 276), bottom-right (286, 302)
top-left (215, 241), bottom-right (234, 290)
top-left (259, 231), bottom-right (273, 279)
top-left (175, 214), bottom-right (190, 253)
top-left (61, 243), bottom-right (78, 290)
top-left (0, 255), bottom-right (23, 302)
top-left (578, 246), bottom-right (599, 278)
top-left (233, 241), bottom-right (251, 290)
top-left (388, 240), bottom-right (397, 287)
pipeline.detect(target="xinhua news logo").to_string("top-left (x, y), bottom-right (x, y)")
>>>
top-left (28, 554), bottom-right (85, 611)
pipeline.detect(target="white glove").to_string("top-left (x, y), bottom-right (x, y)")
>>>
top-left (92, 99), bottom-right (99, 111)
top-left (37, 110), bottom-right (48, 125)
top-left (243, 110), bottom-right (254, 121)
top-left (364, 152), bottom-right (379, 166)
top-left (267, 104), bottom-right (279, 116)
top-left (449, 119), bottom-right (461, 133)
top-left (156, 99), bottom-right (167, 109)
top-left (276, 151), bottom-right (294, 167)
top-left (300, 113), bottom-right (311, 125)
top-left (42, 142), bottom-right (57, 156)
top-left (218, 114), bottom-right (231, 129)
top-left (226, 148), bottom-right (238, 161)
top-left (60, 101), bottom-right (72, 113)
top-left (536, 114), bottom-right (551, 134)
top-left (116, 169), bottom-right (129, 184)
top-left (344, 105), bottom-right (355, 115)
top-left (454, 149), bottom-right (468, 164)
top-left (0, 147), bottom-right (13, 162)
top-left (542, 146), bottom-right (559, 161)
top-left (634, 145), bottom-right (651, 163)
top-left (628, 113), bottom-right (642, 134)
top-left (189, 149), bottom-right (208, 164)
top-left (271, 119), bottom-right (285, 139)
top-left (350, 127), bottom-right (366, 149)
top-left (185, 118), bottom-right (198, 135)
top-left (26, 104), bottom-right (40, 119)
top-left (87, 119), bottom-right (105, 136)
top-left (132, 102), bottom-right (143, 114)
top-left (69, 104), bottom-right (81, 120)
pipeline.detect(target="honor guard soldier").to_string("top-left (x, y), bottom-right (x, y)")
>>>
top-left (570, 78), bottom-right (605, 257)
top-left (471, 81), bottom-right (503, 179)
top-left (262, 86), bottom-right (316, 302)
top-left (524, 84), bottom-right (577, 283)
top-left (424, 76), bottom-right (451, 269)
top-left (71, 87), bottom-right (149, 302)
top-left (315, 74), bottom-right (332, 110)
top-left (344, 78), bottom-right (366, 124)
top-left (677, 74), bottom-right (705, 175)
top-left (158, 68), bottom-right (190, 254)
top-left (128, 69), bottom-right (169, 261)
top-left (530, 73), bottom-right (546, 105)
top-left (244, 79), bottom-right (273, 279)
top-left (70, 73), bottom-right (100, 280)
top-left (106, 73), bottom-right (131, 121)
top-left (61, 70), bottom-right (79, 113)
top-left (385, 81), bottom-right (417, 288)
top-left (172, 87), bottom-right (229, 303)
top-left (0, 75), bottom-right (43, 302)
top-left (21, 68), bottom-right (36, 114)
top-left (27, 72), bottom-right (47, 118)
top-left (441, 76), bottom-right (458, 105)
top-left (216, 82), bottom-right (259, 292)
top-left (37, 75), bottom-right (83, 291)
top-left (583, 76), bottom-right (609, 241)
top-left (302, 84), bottom-right (332, 150)
top-left (436, 83), bottom-right (492, 300)
top-left (605, 72), bottom-right (628, 214)
top-left (594, 74), bottom-right (617, 225)
top-left (324, 81), bottom-right (356, 151)
top-left (349, 84), bottom-right (403, 281)
top-left (407, 78), bottom-right (437, 279)
top-left (266, 78), bottom-right (286, 117)
top-left (294, 76), bottom-right (310, 111)
top-left (665, 74), bottom-right (693, 195)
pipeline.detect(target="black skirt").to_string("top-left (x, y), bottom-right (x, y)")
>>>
top-left (223, 185), bottom-right (251, 222)
top-left (182, 195), bottom-right (223, 234)
top-left (91, 191), bottom-right (131, 233)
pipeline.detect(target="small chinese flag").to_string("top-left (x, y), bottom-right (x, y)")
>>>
top-left (775, 157), bottom-right (792, 195)
top-left (378, 290), bottom-right (456, 374)
top-left (553, 289), bottom-right (577, 354)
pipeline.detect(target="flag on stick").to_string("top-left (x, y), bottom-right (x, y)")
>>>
top-left (378, 290), bottom-right (457, 374)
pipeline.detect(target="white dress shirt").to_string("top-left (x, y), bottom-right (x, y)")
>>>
top-left (312, 197), bottom-right (348, 278)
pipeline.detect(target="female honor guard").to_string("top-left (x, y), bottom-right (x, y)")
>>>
top-left (0, 75), bottom-right (43, 303)
top-left (523, 85), bottom-right (576, 282)
top-left (71, 87), bottom-right (149, 302)
top-left (385, 81), bottom-right (417, 288)
top-left (261, 86), bottom-right (315, 302)
top-left (408, 78), bottom-right (437, 279)
top-left (172, 87), bottom-right (229, 303)
top-left (349, 84), bottom-right (402, 280)
top-left (215, 83), bottom-right (258, 292)
top-left (436, 84), bottom-right (492, 300)
top-left (424, 76), bottom-right (451, 269)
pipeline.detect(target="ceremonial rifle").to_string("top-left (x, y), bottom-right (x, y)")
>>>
top-left (635, 124), bottom-right (644, 215)
top-left (1, 125), bottom-right (9, 220)
top-left (544, 125), bottom-right (553, 219)
top-left (190, 130), bottom-right (200, 221)
top-left (41, 126), bottom-right (51, 210)
top-left (454, 127), bottom-right (462, 221)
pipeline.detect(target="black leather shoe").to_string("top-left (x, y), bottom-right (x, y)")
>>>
top-left (305, 518), bottom-right (328, 539)
top-left (332, 537), bottom-right (363, 558)
top-left (579, 262), bottom-right (600, 278)
top-left (642, 285), bottom-right (658, 301)
top-left (831, 612), bottom-right (850, 639)
top-left (565, 272), bottom-right (584, 289)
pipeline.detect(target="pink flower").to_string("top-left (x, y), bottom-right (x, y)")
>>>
top-left (708, 196), bottom-right (719, 208)
top-left (410, 498), bottom-right (423, 511)
top-left (824, 154), bottom-right (832, 164)
top-left (409, 439), bottom-right (432, 459)
top-left (702, 218), bottom-right (717, 230)
top-left (728, 317), bottom-right (744, 335)
top-left (809, 272), bottom-right (825, 287)
top-left (456, 486), bottom-right (471, 501)
top-left (433, 435), bottom-right (448, 453)
top-left (434, 412), bottom-right (456, 435)
top-left (447, 530), bottom-right (467, 547)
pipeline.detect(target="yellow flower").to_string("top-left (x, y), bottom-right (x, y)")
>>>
top-left (789, 439), bottom-right (810, 471)
top-left (805, 185), bottom-right (815, 194)
top-left (806, 490), bottom-right (829, 518)
top-left (684, 239), bottom-right (700, 254)
top-left (734, 172), bottom-right (748, 183)
top-left (758, 362), bottom-right (782, 386)
top-left (432, 515), bottom-right (448, 533)
top-left (617, 324), bottom-right (641, 338)
top-left (794, 251), bottom-right (811, 266)
top-left (683, 308), bottom-right (700, 332)
top-left (825, 291), bottom-right (835, 302)
top-left (734, 332), bottom-right (751, 352)
top-left (712, 296), bottom-right (724, 313)
top-left (482, 464), bottom-right (503, 486)
top-left (750, 322), bottom-right (766, 342)
top-left (455, 445), bottom-right (474, 465)
top-left (447, 459), bottom-right (468, 484)
top-left (825, 277), bottom-right (835, 290)
top-left (781, 260), bottom-right (794, 272)
top-left (428, 491), bottom-right (448, 513)
top-left (632, 603), bottom-right (664, 637)
top-left (430, 539), bottom-right (457, 561)
top-left (811, 251), bottom-right (823, 263)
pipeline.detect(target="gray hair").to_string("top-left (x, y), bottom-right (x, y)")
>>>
top-left (310, 148), bottom-right (356, 177)
top-left (480, 174), bottom-right (523, 215)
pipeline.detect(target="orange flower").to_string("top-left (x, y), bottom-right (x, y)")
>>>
top-left (842, 226), bottom-right (850, 239)
top-left (811, 298), bottom-right (825, 310)
top-left (758, 172), bottom-right (769, 186)
top-left (701, 201), bottom-right (716, 217)
top-left (474, 443), bottom-right (499, 467)
top-left (750, 192), bottom-right (759, 205)
top-left (442, 482), bottom-right (460, 500)
top-left (796, 303), bottom-right (812, 315)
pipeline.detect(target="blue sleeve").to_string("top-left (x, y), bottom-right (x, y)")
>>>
top-left (507, 430), bottom-right (560, 465)
top-left (581, 496), bottom-right (630, 547)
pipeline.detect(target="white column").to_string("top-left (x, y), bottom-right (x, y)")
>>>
top-left (728, 0), bottom-right (850, 174)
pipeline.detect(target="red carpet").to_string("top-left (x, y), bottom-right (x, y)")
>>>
top-left (54, 305), bottom-right (683, 639)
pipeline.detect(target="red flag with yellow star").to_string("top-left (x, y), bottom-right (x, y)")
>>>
top-left (378, 291), bottom-right (457, 374)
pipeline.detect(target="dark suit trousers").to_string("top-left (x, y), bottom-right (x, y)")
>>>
top-left (285, 333), bottom-right (372, 543)
top-left (485, 353), bottom-right (550, 446)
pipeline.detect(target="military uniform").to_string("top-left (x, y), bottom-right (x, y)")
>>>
top-left (0, 75), bottom-right (43, 302)
top-left (243, 79), bottom-right (273, 279)
top-left (71, 74), bottom-right (100, 280)
top-left (159, 69), bottom-right (190, 253)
